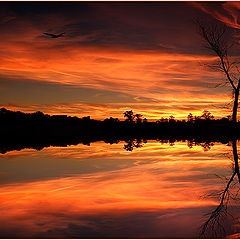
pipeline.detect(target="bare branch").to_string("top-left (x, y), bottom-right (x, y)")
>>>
top-left (196, 21), bottom-right (237, 91)
top-left (200, 140), bottom-right (240, 238)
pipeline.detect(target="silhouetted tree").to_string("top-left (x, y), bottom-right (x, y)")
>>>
top-left (194, 115), bottom-right (201, 122)
top-left (124, 139), bottom-right (135, 151)
top-left (143, 118), bottom-right (148, 123)
top-left (200, 142), bottom-right (214, 151)
top-left (104, 117), bottom-right (120, 124)
top-left (201, 110), bottom-right (214, 121)
top-left (187, 113), bottom-right (194, 123)
top-left (159, 117), bottom-right (168, 123)
top-left (197, 22), bottom-right (240, 122)
top-left (169, 115), bottom-right (175, 123)
top-left (135, 113), bottom-right (143, 125)
top-left (124, 139), bottom-right (144, 151)
top-left (200, 140), bottom-right (240, 238)
top-left (123, 110), bottom-right (135, 123)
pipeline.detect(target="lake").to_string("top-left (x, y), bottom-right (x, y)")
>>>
top-left (0, 140), bottom-right (240, 238)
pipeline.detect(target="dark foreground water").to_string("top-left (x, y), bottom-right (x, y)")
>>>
top-left (0, 140), bottom-right (240, 238)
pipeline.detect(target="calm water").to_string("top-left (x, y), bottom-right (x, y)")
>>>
top-left (0, 140), bottom-right (240, 238)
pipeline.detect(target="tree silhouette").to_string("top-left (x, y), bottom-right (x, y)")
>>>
top-left (197, 22), bottom-right (240, 122)
top-left (124, 139), bottom-right (144, 151)
top-left (201, 110), bottom-right (214, 121)
top-left (187, 113), bottom-right (194, 123)
top-left (123, 110), bottom-right (135, 123)
top-left (200, 140), bottom-right (240, 238)
top-left (135, 113), bottom-right (143, 125)
top-left (169, 115), bottom-right (175, 123)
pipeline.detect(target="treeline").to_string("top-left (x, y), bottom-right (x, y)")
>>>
top-left (0, 108), bottom-right (239, 139)
top-left (0, 108), bottom-right (230, 124)
top-left (121, 109), bottom-right (228, 124)
top-left (0, 108), bottom-right (237, 153)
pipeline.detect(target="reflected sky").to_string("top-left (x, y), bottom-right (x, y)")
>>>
top-left (0, 141), bottom-right (240, 238)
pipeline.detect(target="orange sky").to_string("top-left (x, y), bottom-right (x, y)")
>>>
top-left (1, 2), bottom-right (240, 120)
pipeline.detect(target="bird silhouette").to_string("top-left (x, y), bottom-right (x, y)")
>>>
top-left (43, 32), bottom-right (65, 38)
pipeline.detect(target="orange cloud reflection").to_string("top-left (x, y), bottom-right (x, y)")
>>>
top-left (0, 141), bottom-right (235, 238)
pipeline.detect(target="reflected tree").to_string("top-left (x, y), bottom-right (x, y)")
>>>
top-left (200, 139), bottom-right (240, 238)
top-left (187, 140), bottom-right (214, 151)
top-left (124, 139), bottom-right (135, 151)
top-left (124, 139), bottom-right (144, 151)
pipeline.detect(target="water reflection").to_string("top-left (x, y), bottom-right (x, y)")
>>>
top-left (0, 140), bottom-right (239, 238)
top-left (0, 136), bottom-right (229, 154)
top-left (200, 139), bottom-right (240, 238)
top-left (123, 138), bottom-right (216, 152)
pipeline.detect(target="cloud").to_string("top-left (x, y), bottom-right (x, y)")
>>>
top-left (0, 2), bottom-right (236, 119)
top-left (192, 2), bottom-right (240, 29)
top-left (1, 97), bottom-right (231, 120)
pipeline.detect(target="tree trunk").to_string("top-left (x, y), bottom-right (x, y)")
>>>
top-left (232, 81), bottom-right (240, 123)
top-left (232, 139), bottom-right (240, 183)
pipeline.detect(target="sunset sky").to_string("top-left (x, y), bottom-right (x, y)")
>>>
top-left (1, 1), bottom-right (240, 120)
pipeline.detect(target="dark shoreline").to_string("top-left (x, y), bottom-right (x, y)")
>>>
top-left (0, 107), bottom-right (239, 153)
top-left (0, 127), bottom-right (236, 154)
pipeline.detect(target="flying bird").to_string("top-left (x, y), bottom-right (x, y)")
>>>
top-left (43, 32), bottom-right (65, 38)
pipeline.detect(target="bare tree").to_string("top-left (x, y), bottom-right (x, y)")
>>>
top-left (197, 22), bottom-right (240, 122)
top-left (200, 140), bottom-right (240, 238)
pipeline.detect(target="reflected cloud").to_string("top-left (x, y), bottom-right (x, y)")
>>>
top-left (0, 159), bottom-right (221, 238)
top-left (0, 140), bottom-right (236, 238)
